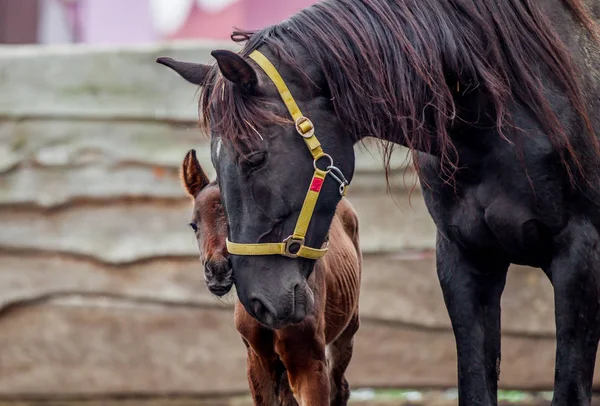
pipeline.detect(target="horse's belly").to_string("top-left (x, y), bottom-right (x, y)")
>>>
top-left (324, 304), bottom-right (354, 344)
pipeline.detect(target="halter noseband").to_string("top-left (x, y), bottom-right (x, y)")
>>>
top-left (225, 50), bottom-right (349, 260)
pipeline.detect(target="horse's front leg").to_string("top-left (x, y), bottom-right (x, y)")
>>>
top-left (544, 218), bottom-right (600, 406)
top-left (436, 233), bottom-right (509, 406)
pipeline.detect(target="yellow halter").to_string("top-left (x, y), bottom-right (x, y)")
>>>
top-left (225, 50), bottom-right (349, 260)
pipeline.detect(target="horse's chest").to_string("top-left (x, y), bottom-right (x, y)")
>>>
top-left (445, 195), bottom-right (490, 247)
top-left (425, 187), bottom-right (554, 266)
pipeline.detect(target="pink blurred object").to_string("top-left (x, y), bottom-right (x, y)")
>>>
top-left (242, 0), bottom-right (317, 31)
top-left (170, 0), bottom-right (320, 41)
top-left (168, 1), bottom-right (243, 41)
top-left (25, 0), bottom-right (323, 45)
top-left (79, 0), bottom-right (157, 45)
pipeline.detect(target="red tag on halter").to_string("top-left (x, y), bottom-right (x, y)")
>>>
top-left (310, 177), bottom-right (324, 192)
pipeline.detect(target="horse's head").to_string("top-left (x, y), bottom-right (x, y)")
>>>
top-left (180, 149), bottom-right (232, 297)
top-left (158, 47), bottom-right (355, 329)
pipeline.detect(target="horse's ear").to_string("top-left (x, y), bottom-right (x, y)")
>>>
top-left (211, 49), bottom-right (257, 92)
top-left (181, 149), bottom-right (210, 197)
top-left (156, 57), bottom-right (210, 85)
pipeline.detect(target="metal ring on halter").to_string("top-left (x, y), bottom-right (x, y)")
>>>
top-left (313, 153), bottom-right (334, 171)
top-left (282, 235), bottom-right (305, 258)
top-left (295, 116), bottom-right (315, 139)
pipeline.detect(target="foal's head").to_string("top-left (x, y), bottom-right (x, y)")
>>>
top-left (180, 149), bottom-right (232, 297)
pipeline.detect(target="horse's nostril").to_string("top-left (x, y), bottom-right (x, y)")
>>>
top-left (250, 297), bottom-right (277, 326)
top-left (206, 261), bottom-right (231, 282)
top-left (251, 298), bottom-right (265, 317)
top-left (291, 283), bottom-right (308, 323)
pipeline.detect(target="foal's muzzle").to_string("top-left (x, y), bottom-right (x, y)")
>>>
top-left (204, 260), bottom-right (233, 297)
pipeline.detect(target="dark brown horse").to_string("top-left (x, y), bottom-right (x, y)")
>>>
top-left (158, 0), bottom-right (600, 404)
top-left (180, 150), bottom-right (362, 406)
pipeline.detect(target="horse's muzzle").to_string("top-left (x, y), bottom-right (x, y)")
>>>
top-left (249, 283), bottom-right (313, 329)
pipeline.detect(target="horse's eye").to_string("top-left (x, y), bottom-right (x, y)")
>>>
top-left (241, 151), bottom-right (267, 172)
top-left (189, 222), bottom-right (198, 233)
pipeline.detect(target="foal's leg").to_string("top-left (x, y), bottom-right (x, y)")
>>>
top-left (276, 373), bottom-right (299, 406)
top-left (236, 307), bottom-right (282, 405)
top-left (276, 321), bottom-right (330, 406)
top-left (328, 313), bottom-right (360, 406)
top-left (244, 346), bottom-right (279, 405)
top-left (544, 218), bottom-right (600, 406)
top-left (436, 234), bottom-right (509, 406)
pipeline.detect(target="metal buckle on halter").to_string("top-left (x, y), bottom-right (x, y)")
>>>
top-left (295, 116), bottom-right (315, 139)
top-left (327, 165), bottom-right (349, 196)
top-left (283, 235), bottom-right (305, 258)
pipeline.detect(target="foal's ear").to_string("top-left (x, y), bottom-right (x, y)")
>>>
top-left (156, 57), bottom-right (210, 85)
top-left (181, 149), bottom-right (210, 198)
top-left (211, 50), bottom-right (257, 92)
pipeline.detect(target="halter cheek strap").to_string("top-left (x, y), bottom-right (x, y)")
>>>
top-left (225, 49), bottom-right (349, 260)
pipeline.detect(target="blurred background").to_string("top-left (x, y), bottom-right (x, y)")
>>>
top-left (0, 0), bottom-right (594, 405)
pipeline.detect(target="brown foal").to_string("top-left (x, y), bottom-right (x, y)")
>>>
top-left (180, 149), bottom-right (362, 406)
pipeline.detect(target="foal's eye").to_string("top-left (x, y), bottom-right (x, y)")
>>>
top-left (189, 222), bottom-right (198, 233)
top-left (241, 151), bottom-right (267, 172)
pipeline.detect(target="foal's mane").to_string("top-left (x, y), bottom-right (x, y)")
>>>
top-left (200, 0), bottom-right (599, 187)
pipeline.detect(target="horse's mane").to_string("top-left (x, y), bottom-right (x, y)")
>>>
top-left (200, 0), bottom-right (599, 187)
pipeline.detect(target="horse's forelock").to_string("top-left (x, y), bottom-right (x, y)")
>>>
top-left (199, 60), bottom-right (292, 156)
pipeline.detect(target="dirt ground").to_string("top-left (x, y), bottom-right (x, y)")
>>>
top-left (1, 391), bottom-right (599, 406)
